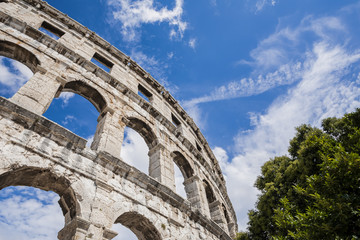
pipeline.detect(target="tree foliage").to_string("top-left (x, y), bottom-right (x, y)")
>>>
top-left (242, 109), bottom-right (360, 239)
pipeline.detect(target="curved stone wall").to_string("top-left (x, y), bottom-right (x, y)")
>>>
top-left (0, 0), bottom-right (238, 239)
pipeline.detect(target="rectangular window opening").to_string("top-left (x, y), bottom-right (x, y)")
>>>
top-left (138, 84), bottom-right (153, 102)
top-left (91, 52), bottom-right (114, 73)
top-left (39, 21), bottom-right (65, 40)
top-left (172, 113), bottom-right (181, 127)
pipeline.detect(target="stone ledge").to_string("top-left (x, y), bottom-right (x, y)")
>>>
top-left (0, 97), bottom-right (87, 150)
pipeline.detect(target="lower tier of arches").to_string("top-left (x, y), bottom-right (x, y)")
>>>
top-left (0, 97), bottom-right (234, 240)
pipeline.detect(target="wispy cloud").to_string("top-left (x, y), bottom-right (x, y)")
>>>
top-left (130, 49), bottom-right (178, 94)
top-left (189, 38), bottom-right (197, 49)
top-left (255, 0), bottom-right (278, 12)
top-left (62, 115), bottom-right (76, 125)
top-left (0, 57), bottom-right (33, 97)
top-left (107, 0), bottom-right (187, 41)
top-left (59, 92), bottom-right (75, 107)
top-left (183, 14), bottom-right (349, 128)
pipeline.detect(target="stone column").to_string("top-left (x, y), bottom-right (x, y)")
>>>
top-left (91, 108), bottom-right (125, 157)
top-left (57, 217), bottom-right (90, 240)
top-left (103, 228), bottom-right (118, 240)
top-left (148, 143), bottom-right (175, 191)
top-left (10, 68), bottom-right (65, 115)
top-left (184, 175), bottom-right (210, 217)
top-left (209, 200), bottom-right (228, 233)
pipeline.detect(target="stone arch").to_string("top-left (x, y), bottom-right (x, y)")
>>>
top-left (114, 211), bottom-right (162, 240)
top-left (0, 40), bottom-right (40, 73)
top-left (0, 166), bottom-right (79, 224)
top-left (172, 151), bottom-right (194, 179)
top-left (61, 80), bottom-right (107, 113)
top-left (124, 117), bottom-right (158, 149)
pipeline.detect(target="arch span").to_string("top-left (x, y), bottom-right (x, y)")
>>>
top-left (172, 151), bottom-right (194, 179)
top-left (62, 80), bottom-right (107, 113)
top-left (0, 166), bottom-right (79, 222)
top-left (115, 211), bottom-right (162, 240)
top-left (125, 117), bottom-right (158, 149)
top-left (0, 40), bottom-right (40, 73)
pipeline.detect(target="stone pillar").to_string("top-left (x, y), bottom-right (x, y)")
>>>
top-left (58, 217), bottom-right (90, 240)
top-left (184, 175), bottom-right (210, 217)
top-left (228, 222), bottom-right (236, 238)
top-left (91, 108), bottom-right (124, 157)
top-left (10, 69), bottom-right (65, 115)
top-left (103, 228), bottom-right (118, 240)
top-left (86, 181), bottom-right (118, 240)
top-left (148, 143), bottom-right (175, 191)
top-left (209, 200), bottom-right (228, 233)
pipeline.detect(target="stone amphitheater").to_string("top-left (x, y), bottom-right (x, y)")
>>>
top-left (0, 0), bottom-right (238, 239)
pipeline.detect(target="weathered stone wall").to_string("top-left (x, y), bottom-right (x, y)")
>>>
top-left (0, 0), bottom-right (238, 239)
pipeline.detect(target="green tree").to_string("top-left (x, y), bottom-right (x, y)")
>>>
top-left (244, 109), bottom-right (360, 239)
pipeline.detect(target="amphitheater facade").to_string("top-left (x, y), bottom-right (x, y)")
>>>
top-left (0, 0), bottom-right (238, 239)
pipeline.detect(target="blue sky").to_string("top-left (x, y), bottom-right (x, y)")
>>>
top-left (2, 0), bottom-right (360, 239)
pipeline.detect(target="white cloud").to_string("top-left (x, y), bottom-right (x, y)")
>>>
top-left (0, 57), bottom-right (33, 97)
top-left (86, 135), bottom-right (94, 147)
top-left (183, 14), bottom-right (349, 127)
top-left (189, 38), bottom-right (197, 49)
top-left (0, 186), bottom-right (63, 240)
top-left (174, 164), bottom-right (187, 198)
top-left (184, 61), bottom-right (304, 107)
top-left (218, 42), bottom-right (360, 230)
top-left (120, 127), bottom-right (149, 174)
top-left (59, 92), bottom-right (75, 106)
top-left (255, 0), bottom-right (278, 12)
top-left (107, 0), bottom-right (187, 41)
top-left (167, 52), bottom-right (174, 59)
top-left (62, 115), bottom-right (76, 125)
top-left (130, 50), bottom-right (178, 94)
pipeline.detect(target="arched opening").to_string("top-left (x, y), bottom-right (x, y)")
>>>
top-left (125, 118), bottom-right (157, 149)
top-left (203, 179), bottom-right (219, 220)
top-left (174, 164), bottom-right (186, 198)
top-left (0, 167), bottom-right (78, 222)
top-left (0, 41), bottom-right (37, 98)
top-left (203, 179), bottom-right (216, 204)
top-left (172, 151), bottom-right (194, 198)
top-left (120, 127), bottom-right (149, 174)
top-left (61, 81), bottom-right (106, 113)
top-left (0, 41), bottom-right (40, 73)
top-left (222, 203), bottom-right (231, 233)
top-left (0, 167), bottom-right (79, 239)
top-left (114, 212), bottom-right (161, 240)
top-left (0, 186), bottom-right (63, 239)
top-left (43, 80), bottom-right (105, 142)
top-left (120, 117), bottom-right (158, 174)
